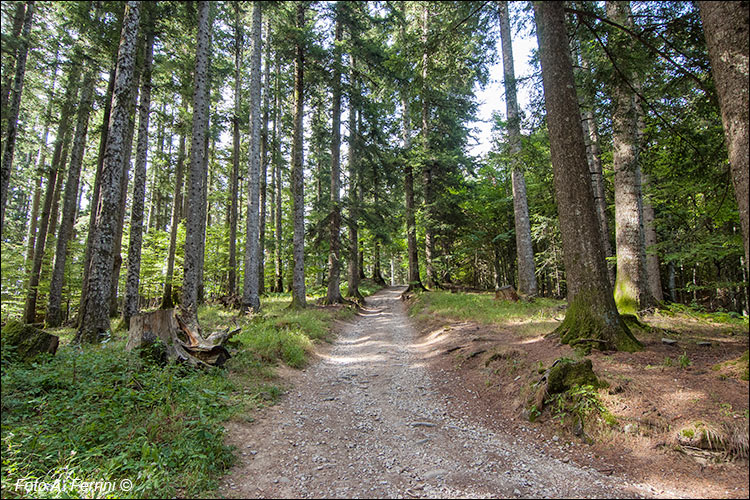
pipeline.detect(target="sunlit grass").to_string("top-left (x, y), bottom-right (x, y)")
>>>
top-left (411, 290), bottom-right (565, 328)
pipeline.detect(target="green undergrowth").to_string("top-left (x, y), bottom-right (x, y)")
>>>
top-left (658, 302), bottom-right (749, 327)
top-left (1, 286), bottom-right (380, 499)
top-left (409, 290), bottom-right (564, 330)
top-left (1, 341), bottom-right (240, 498)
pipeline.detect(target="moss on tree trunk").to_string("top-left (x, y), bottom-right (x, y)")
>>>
top-left (554, 290), bottom-right (642, 353)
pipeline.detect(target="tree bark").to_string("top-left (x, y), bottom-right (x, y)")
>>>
top-left (400, 6), bottom-right (423, 293)
top-left (325, 9), bottom-right (344, 304)
top-left (76, 1), bottom-right (141, 343)
top-left (572, 4), bottom-right (615, 287)
top-left (1, 2), bottom-right (26, 135)
top-left (499, 1), bottom-right (537, 297)
top-left (607, 1), bottom-right (652, 315)
top-left (78, 60), bottom-right (116, 323)
top-left (534, 1), bottom-right (640, 352)
top-left (273, 51), bottom-right (283, 294)
top-left (25, 50), bottom-right (59, 273)
top-left (46, 56), bottom-right (98, 327)
top-left (243, 1), bottom-right (263, 313)
top-left (181, 0), bottom-right (211, 321)
top-left (346, 56), bottom-right (363, 302)
top-left (1, 0), bottom-right (34, 235)
top-left (420, 3), bottom-right (436, 289)
top-left (123, 23), bottom-right (155, 329)
top-left (289, 2), bottom-right (307, 309)
top-left (699, 1), bottom-right (749, 272)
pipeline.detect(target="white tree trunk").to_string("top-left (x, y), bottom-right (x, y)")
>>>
top-left (182, 0), bottom-right (211, 319)
top-left (243, 1), bottom-right (262, 312)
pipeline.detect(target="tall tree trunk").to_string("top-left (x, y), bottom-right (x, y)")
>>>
top-left (325, 10), bottom-right (344, 304)
top-left (46, 56), bottom-right (98, 327)
top-left (642, 174), bottom-right (663, 303)
top-left (499, 1), bottom-right (537, 297)
top-left (228, 4), bottom-right (242, 297)
top-left (182, 0), bottom-right (211, 320)
top-left (78, 60), bottom-right (116, 323)
top-left (607, 1), bottom-right (652, 314)
top-left (401, 6), bottom-right (423, 292)
top-left (259, 20), bottom-right (271, 295)
top-left (373, 240), bottom-right (386, 285)
top-left (76, 1), bottom-right (141, 343)
top-left (346, 57), bottom-right (363, 302)
top-left (273, 53), bottom-right (283, 294)
top-left (243, 1), bottom-right (262, 312)
top-left (420, 3), bottom-right (436, 289)
top-left (25, 50), bottom-right (59, 272)
top-left (534, 1), bottom-right (640, 352)
top-left (25, 173), bottom-right (42, 268)
top-left (109, 53), bottom-right (142, 317)
top-left (574, 40), bottom-right (615, 285)
top-left (23, 54), bottom-right (81, 325)
top-left (699, 1), bottom-right (749, 272)
top-left (1, 0), bottom-right (34, 235)
top-left (161, 127), bottom-right (185, 309)
top-left (289, 2), bottom-right (306, 308)
top-left (123, 24), bottom-right (154, 329)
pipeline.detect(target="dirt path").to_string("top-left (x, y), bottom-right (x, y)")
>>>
top-left (219, 287), bottom-right (652, 498)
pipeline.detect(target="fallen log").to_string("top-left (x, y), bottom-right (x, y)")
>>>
top-left (126, 308), bottom-right (240, 367)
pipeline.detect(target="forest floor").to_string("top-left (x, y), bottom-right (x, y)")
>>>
top-left (217, 286), bottom-right (748, 498)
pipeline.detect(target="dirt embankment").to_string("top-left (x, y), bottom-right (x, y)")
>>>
top-left (407, 294), bottom-right (749, 499)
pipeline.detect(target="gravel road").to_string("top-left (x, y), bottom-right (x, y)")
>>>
top-left (219, 286), bottom-right (651, 498)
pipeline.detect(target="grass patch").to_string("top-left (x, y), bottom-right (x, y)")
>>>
top-left (409, 290), bottom-right (564, 330)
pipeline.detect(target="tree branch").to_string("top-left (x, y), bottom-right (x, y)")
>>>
top-left (565, 7), bottom-right (717, 106)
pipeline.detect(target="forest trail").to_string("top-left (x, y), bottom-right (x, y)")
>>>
top-left (219, 287), bottom-right (648, 498)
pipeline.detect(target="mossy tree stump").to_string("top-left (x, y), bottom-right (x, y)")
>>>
top-left (1, 320), bottom-right (59, 362)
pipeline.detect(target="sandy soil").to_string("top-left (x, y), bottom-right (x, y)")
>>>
top-left (218, 287), bottom-right (661, 498)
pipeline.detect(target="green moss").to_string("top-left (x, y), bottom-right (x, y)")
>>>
top-left (681, 428), bottom-right (695, 438)
top-left (554, 291), bottom-right (642, 353)
top-left (1, 320), bottom-right (59, 362)
top-left (602, 410), bottom-right (618, 427)
top-left (614, 278), bottom-right (638, 316)
top-left (546, 358), bottom-right (600, 394)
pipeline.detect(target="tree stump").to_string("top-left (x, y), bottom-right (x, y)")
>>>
top-left (126, 308), bottom-right (239, 367)
top-left (1, 320), bottom-right (59, 362)
top-left (495, 286), bottom-right (519, 302)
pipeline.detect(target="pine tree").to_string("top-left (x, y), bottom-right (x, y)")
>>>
top-left (77, 1), bottom-right (141, 343)
top-left (534, 1), bottom-right (640, 352)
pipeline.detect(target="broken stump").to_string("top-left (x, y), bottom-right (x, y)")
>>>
top-left (126, 308), bottom-right (239, 367)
